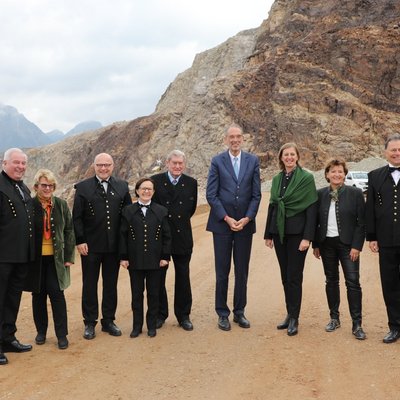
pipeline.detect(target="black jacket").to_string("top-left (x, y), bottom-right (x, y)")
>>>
top-left (366, 165), bottom-right (400, 246)
top-left (314, 185), bottom-right (365, 250)
top-left (0, 171), bottom-right (35, 263)
top-left (72, 176), bottom-right (132, 253)
top-left (119, 202), bottom-right (171, 270)
top-left (151, 172), bottom-right (197, 254)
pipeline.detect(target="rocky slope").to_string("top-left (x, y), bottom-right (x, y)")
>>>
top-left (23, 0), bottom-right (400, 200)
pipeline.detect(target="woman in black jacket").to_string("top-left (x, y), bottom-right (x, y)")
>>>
top-left (313, 158), bottom-right (366, 340)
top-left (120, 178), bottom-right (171, 338)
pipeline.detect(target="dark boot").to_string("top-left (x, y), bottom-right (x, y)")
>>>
top-left (352, 321), bottom-right (366, 340)
top-left (277, 315), bottom-right (290, 330)
top-left (287, 318), bottom-right (299, 336)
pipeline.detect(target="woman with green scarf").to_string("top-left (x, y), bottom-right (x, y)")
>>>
top-left (264, 143), bottom-right (317, 336)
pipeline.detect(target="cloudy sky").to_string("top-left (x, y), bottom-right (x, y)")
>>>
top-left (0, 0), bottom-right (274, 133)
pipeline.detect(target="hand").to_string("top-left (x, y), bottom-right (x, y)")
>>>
top-left (160, 260), bottom-right (169, 267)
top-left (369, 241), bottom-right (379, 253)
top-left (235, 217), bottom-right (250, 230)
top-left (224, 216), bottom-right (240, 231)
top-left (349, 248), bottom-right (360, 262)
top-left (120, 260), bottom-right (129, 269)
top-left (64, 262), bottom-right (73, 267)
top-left (77, 243), bottom-right (89, 256)
top-left (298, 239), bottom-right (310, 252)
top-left (313, 248), bottom-right (320, 259)
top-left (265, 239), bottom-right (274, 249)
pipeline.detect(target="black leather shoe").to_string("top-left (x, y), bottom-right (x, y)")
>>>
top-left (352, 326), bottom-right (366, 340)
top-left (233, 314), bottom-right (251, 328)
top-left (277, 315), bottom-right (290, 330)
top-left (218, 316), bottom-right (231, 331)
top-left (325, 319), bottom-right (341, 332)
top-left (130, 328), bottom-right (142, 338)
top-left (287, 318), bottom-right (299, 336)
top-left (179, 319), bottom-right (194, 331)
top-left (383, 329), bottom-right (400, 344)
top-left (83, 324), bottom-right (96, 340)
top-left (35, 333), bottom-right (46, 345)
top-left (101, 322), bottom-right (122, 336)
top-left (58, 337), bottom-right (69, 350)
top-left (0, 351), bottom-right (8, 365)
top-left (148, 329), bottom-right (157, 338)
top-left (156, 318), bottom-right (165, 329)
top-left (3, 339), bottom-right (33, 353)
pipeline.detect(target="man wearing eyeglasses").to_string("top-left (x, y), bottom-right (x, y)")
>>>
top-left (0, 148), bottom-right (35, 365)
top-left (73, 153), bottom-right (132, 340)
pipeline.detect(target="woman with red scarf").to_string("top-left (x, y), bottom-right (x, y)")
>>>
top-left (25, 169), bottom-right (75, 349)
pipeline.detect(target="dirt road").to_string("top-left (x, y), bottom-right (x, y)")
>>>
top-left (1, 194), bottom-right (399, 400)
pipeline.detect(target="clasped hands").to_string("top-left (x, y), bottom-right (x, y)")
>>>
top-left (225, 216), bottom-right (250, 231)
top-left (119, 259), bottom-right (169, 269)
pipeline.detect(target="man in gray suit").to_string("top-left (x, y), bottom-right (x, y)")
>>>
top-left (206, 124), bottom-right (261, 331)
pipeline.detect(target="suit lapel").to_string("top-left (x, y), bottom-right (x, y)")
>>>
top-left (222, 151), bottom-right (237, 182)
top-left (237, 152), bottom-right (249, 184)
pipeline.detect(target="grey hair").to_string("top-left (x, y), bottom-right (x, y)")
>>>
top-left (3, 148), bottom-right (27, 161)
top-left (385, 134), bottom-right (400, 149)
top-left (167, 149), bottom-right (186, 161)
top-left (225, 123), bottom-right (243, 136)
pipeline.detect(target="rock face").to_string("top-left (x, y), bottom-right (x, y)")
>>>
top-left (23, 0), bottom-right (400, 201)
top-left (0, 104), bottom-right (51, 151)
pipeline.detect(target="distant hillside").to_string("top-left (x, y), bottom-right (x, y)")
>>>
top-left (46, 129), bottom-right (65, 143)
top-left (0, 104), bottom-right (51, 151)
top-left (65, 121), bottom-right (102, 137)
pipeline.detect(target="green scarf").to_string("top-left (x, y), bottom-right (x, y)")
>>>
top-left (270, 167), bottom-right (318, 243)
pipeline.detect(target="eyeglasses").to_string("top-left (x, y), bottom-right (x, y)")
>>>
top-left (95, 163), bottom-right (112, 168)
top-left (39, 183), bottom-right (55, 190)
top-left (139, 187), bottom-right (154, 192)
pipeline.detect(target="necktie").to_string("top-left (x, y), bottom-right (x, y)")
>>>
top-left (15, 183), bottom-right (25, 201)
top-left (172, 179), bottom-right (178, 185)
top-left (233, 157), bottom-right (239, 178)
top-left (389, 166), bottom-right (400, 173)
top-left (100, 179), bottom-right (108, 192)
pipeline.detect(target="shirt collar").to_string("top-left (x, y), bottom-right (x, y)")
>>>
top-left (167, 172), bottom-right (181, 183)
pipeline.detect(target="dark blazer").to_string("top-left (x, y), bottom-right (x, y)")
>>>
top-left (151, 172), bottom-right (197, 254)
top-left (0, 171), bottom-right (35, 263)
top-left (264, 203), bottom-right (317, 241)
top-left (314, 185), bottom-right (365, 250)
top-left (366, 165), bottom-right (400, 246)
top-left (119, 202), bottom-right (171, 270)
top-left (264, 171), bottom-right (317, 241)
top-left (206, 150), bottom-right (261, 235)
top-left (25, 196), bottom-right (75, 292)
top-left (72, 176), bottom-right (132, 253)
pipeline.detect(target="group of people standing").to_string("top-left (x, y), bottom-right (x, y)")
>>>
top-left (1, 126), bottom-right (400, 366)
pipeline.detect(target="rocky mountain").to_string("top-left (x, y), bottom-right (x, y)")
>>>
top-left (0, 104), bottom-right (51, 151)
top-left (24, 0), bottom-right (400, 202)
top-left (65, 121), bottom-right (103, 137)
top-left (46, 129), bottom-right (65, 143)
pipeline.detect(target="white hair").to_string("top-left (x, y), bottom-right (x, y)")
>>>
top-left (3, 148), bottom-right (27, 161)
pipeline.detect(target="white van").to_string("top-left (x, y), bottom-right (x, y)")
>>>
top-left (344, 171), bottom-right (368, 193)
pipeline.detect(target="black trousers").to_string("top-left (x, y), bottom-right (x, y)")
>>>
top-left (319, 237), bottom-right (362, 323)
top-left (0, 262), bottom-right (29, 344)
top-left (273, 234), bottom-right (307, 319)
top-left (81, 252), bottom-right (119, 326)
top-left (378, 246), bottom-right (400, 330)
top-left (32, 256), bottom-right (68, 338)
top-left (213, 232), bottom-right (253, 317)
top-left (129, 269), bottom-right (161, 331)
top-left (158, 253), bottom-right (192, 323)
